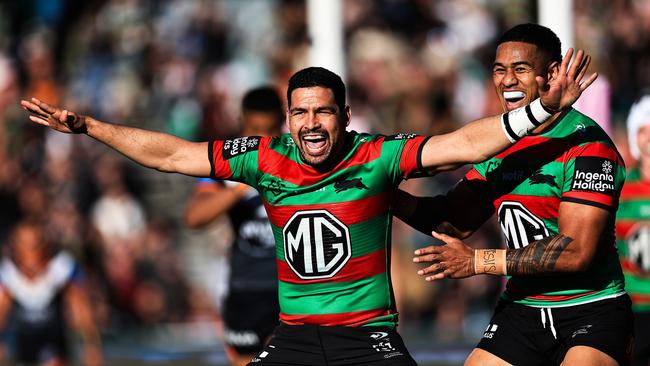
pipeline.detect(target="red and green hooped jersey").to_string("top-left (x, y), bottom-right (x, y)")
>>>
top-left (465, 109), bottom-right (626, 307)
top-left (616, 168), bottom-right (650, 312)
top-left (208, 131), bottom-right (428, 327)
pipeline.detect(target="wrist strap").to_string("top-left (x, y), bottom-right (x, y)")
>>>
top-left (474, 249), bottom-right (507, 275)
top-left (501, 98), bottom-right (553, 143)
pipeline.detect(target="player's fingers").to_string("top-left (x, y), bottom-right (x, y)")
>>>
top-left (413, 253), bottom-right (439, 263)
top-left (20, 100), bottom-right (50, 119)
top-left (29, 115), bottom-right (50, 126)
top-left (33, 97), bottom-right (56, 114)
top-left (575, 55), bottom-right (591, 82)
top-left (567, 49), bottom-right (584, 79)
top-left (425, 272), bottom-right (446, 281)
top-left (558, 47), bottom-right (574, 76)
top-left (417, 263), bottom-right (442, 275)
top-left (431, 230), bottom-right (453, 243)
top-left (579, 72), bottom-right (599, 92)
top-left (414, 245), bottom-right (440, 255)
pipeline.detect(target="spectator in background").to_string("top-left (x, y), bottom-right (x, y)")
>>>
top-left (185, 86), bottom-right (283, 366)
top-left (617, 94), bottom-right (650, 366)
top-left (0, 220), bottom-right (102, 366)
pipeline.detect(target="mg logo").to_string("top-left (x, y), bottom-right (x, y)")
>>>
top-left (498, 201), bottom-right (549, 249)
top-left (283, 210), bottom-right (351, 279)
top-left (626, 224), bottom-right (650, 273)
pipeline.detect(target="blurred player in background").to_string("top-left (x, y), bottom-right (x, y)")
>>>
top-left (618, 94), bottom-right (650, 366)
top-left (184, 86), bottom-right (282, 366)
top-left (397, 24), bottom-right (633, 366)
top-left (0, 220), bottom-right (102, 366)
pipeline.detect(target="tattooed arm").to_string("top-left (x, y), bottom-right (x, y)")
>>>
top-left (413, 201), bottom-right (610, 280)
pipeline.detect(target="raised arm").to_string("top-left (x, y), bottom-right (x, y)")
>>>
top-left (20, 98), bottom-right (211, 177)
top-left (420, 48), bottom-right (597, 174)
top-left (414, 202), bottom-right (610, 280)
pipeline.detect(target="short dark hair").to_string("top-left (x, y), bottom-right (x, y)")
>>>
top-left (242, 86), bottom-right (283, 114)
top-left (242, 86), bottom-right (284, 128)
top-left (498, 23), bottom-right (562, 63)
top-left (287, 67), bottom-right (346, 111)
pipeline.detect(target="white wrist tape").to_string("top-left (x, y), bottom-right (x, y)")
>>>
top-left (501, 98), bottom-right (553, 143)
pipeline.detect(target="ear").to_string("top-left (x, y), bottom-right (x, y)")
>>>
top-left (546, 60), bottom-right (560, 82)
top-left (344, 105), bottom-right (351, 127)
top-left (285, 108), bottom-right (290, 129)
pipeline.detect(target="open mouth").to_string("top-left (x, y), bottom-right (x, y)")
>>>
top-left (503, 91), bottom-right (525, 104)
top-left (503, 91), bottom-right (526, 110)
top-left (301, 133), bottom-right (328, 156)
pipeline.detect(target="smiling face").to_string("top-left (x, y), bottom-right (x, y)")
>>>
top-left (287, 86), bottom-right (350, 166)
top-left (493, 41), bottom-right (555, 112)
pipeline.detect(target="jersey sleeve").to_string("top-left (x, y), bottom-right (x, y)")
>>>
top-left (208, 136), bottom-right (267, 187)
top-left (561, 142), bottom-right (626, 211)
top-left (380, 133), bottom-right (431, 184)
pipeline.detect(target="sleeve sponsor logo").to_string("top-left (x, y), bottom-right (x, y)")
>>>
top-left (571, 157), bottom-right (616, 196)
top-left (222, 136), bottom-right (261, 159)
top-left (385, 133), bottom-right (418, 141)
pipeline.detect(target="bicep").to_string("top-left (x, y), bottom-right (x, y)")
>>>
top-left (167, 141), bottom-right (212, 177)
top-left (557, 201), bottom-right (612, 263)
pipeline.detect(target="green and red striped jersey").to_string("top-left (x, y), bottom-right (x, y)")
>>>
top-left (208, 131), bottom-right (428, 327)
top-left (616, 167), bottom-right (650, 312)
top-left (465, 109), bottom-right (626, 307)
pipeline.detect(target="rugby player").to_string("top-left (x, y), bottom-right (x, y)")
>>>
top-left (397, 24), bottom-right (633, 366)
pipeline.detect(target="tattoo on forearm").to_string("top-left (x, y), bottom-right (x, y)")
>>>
top-left (506, 234), bottom-right (574, 276)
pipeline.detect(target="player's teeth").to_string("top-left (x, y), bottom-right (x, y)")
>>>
top-left (504, 91), bottom-right (525, 100)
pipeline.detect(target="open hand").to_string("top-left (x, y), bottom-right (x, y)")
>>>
top-left (413, 231), bottom-right (475, 281)
top-left (20, 97), bottom-right (87, 134)
top-left (538, 48), bottom-right (598, 112)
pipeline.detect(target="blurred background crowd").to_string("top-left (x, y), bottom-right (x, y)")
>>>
top-left (0, 0), bottom-right (648, 363)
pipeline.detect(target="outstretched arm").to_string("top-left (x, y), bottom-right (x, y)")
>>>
top-left (413, 201), bottom-right (609, 280)
top-left (420, 48), bottom-right (597, 174)
top-left (20, 98), bottom-right (211, 177)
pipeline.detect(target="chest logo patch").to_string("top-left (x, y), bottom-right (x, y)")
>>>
top-left (283, 210), bottom-right (351, 279)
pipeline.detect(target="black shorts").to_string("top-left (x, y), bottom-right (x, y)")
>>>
top-left (632, 311), bottom-right (650, 366)
top-left (15, 328), bottom-right (68, 364)
top-left (477, 295), bottom-right (634, 366)
top-left (223, 290), bottom-right (280, 354)
top-left (247, 322), bottom-right (417, 366)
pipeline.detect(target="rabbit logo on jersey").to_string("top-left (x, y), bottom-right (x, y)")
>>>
top-left (571, 157), bottom-right (616, 195)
